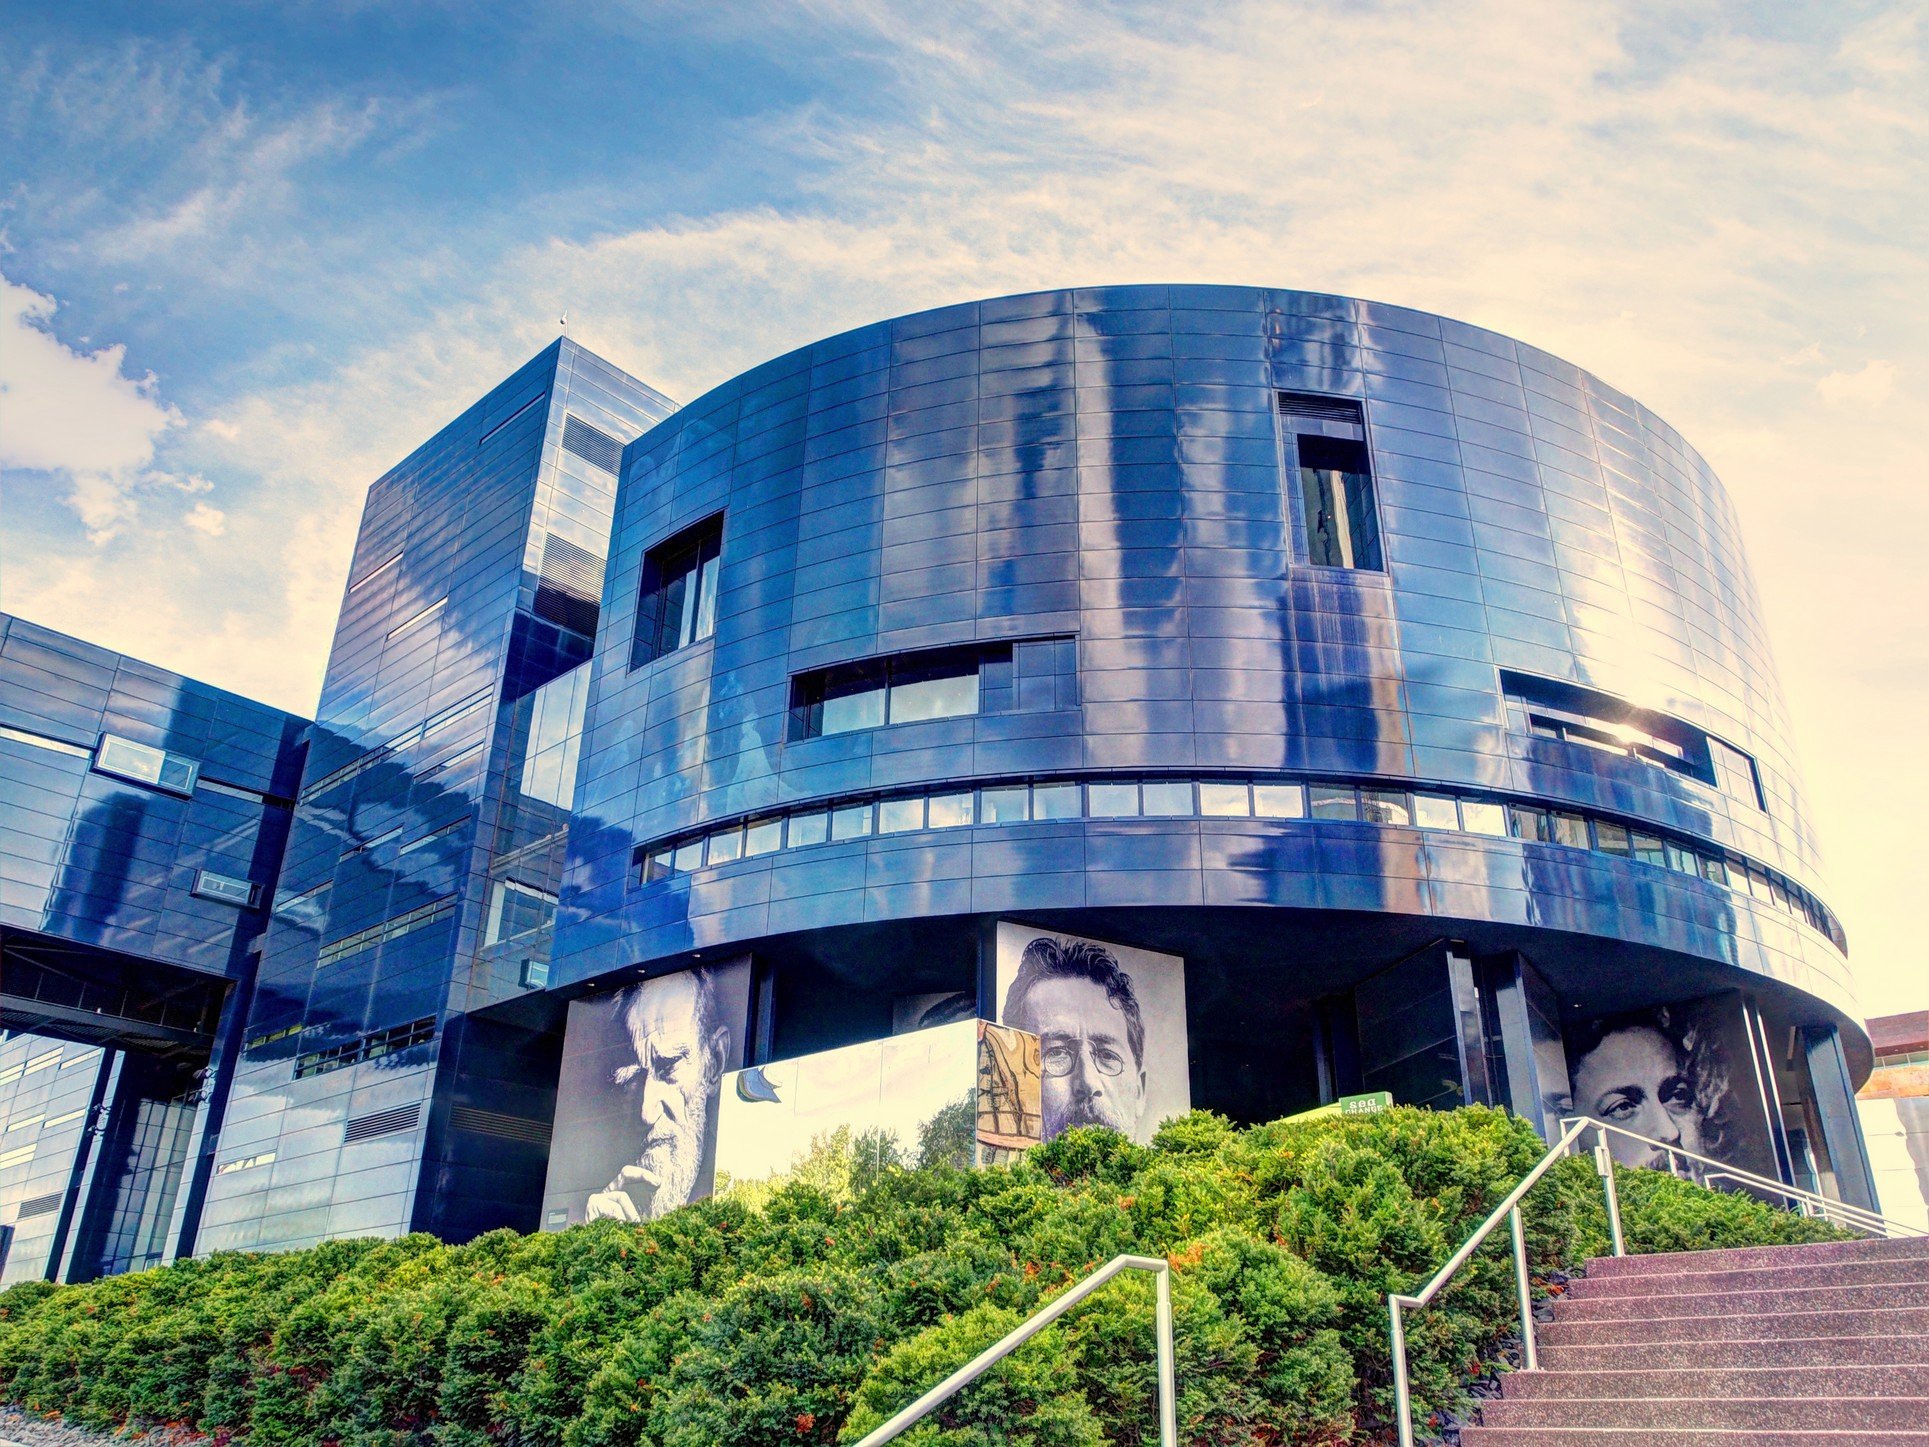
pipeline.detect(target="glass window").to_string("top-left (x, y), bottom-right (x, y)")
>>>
top-left (743, 818), bottom-right (784, 856)
top-left (888, 655), bottom-right (980, 725)
top-left (819, 665), bottom-right (888, 736)
top-left (927, 791), bottom-right (975, 828)
top-left (644, 848), bottom-right (675, 882)
top-left (1252, 783), bottom-right (1305, 819)
top-left (633, 515), bottom-right (724, 667)
top-left (1593, 821), bottom-right (1632, 856)
top-left (1412, 794), bottom-right (1459, 830)
top-left (1087, 781), bottom-right (1140, 817)
top-left (831, 803), bottom-right (873, 840)
top-left (1746, 865), bottom-right (1776, 901)
top-left (1198, 782), bottom-right (1251, 817)
top-left (1551, 812), bottom-right (1590, 849)
top-left (95, 734), bottom-right (199, 796)
top-left (1032, 782), bottom-right (1082, 819)
top-left (1309, 785), bottom-right (1358, 821)
top-left (1510, 805), bottom-right (1551, 843)
top-left (485, 881), bottom-right (555, 945)
top-left (1295, 432), bottom-right (1382, 570)
top-left (672, 840), bottom-right (705, 872)
top-left (1140, 780), bottom-right (1194, 817)
top-left (1665, 841), bottom-right (1698, 874)
top-left (787, 811), bottom-right (829, 847)
top-left (1631, 833), bottom-right (1668, 868)
top-left (877, 796), bottom-right (924, 834)
top-left (1460, 800), bottom-right (1509, 837)
top-left (1700, 854), bottom-right (1730, 887)
top-left (1769, 877), bottom-right (1794, 912)
top-left (705, 827), bottom-right (744, 865)
top-left (981, 786), bottom-right (1030, 824)
top-left (1360, 789), bottom-right (1411, 826)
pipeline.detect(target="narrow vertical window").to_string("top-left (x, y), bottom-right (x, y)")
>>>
top-left (1279, 393), bottom-right (1382, 571)
top-left (632, 515), bottom-right (724, 667)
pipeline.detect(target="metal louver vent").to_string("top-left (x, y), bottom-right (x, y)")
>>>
top-left (17, 1191), bottom-right (63, 1218)
top-left (1277, 391), bottom-right (1365, 425)
top-left (450, 1104), bottom-right (552, 1145)
top-left (343, 1103), bottom-right (421, 1143)
top-left (533, 534), bottom-right (606, 637)
top-left (560, 415), bottom-right (623, 474)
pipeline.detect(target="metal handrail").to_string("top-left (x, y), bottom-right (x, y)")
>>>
top-left (1387, 1115), bottom-right (1926, 1447)
top-left (849, 1252), bottom-right (1177, 1447)
top-left (1565, 1117), bottom-right (1927, 1241)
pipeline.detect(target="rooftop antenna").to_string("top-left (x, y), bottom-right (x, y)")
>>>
top-left (559, 311), bottom-right (568, 331)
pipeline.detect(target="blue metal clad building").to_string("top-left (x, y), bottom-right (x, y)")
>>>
top-left (551, 286), bottom-right (1871, 1199)
top-left (0, 615), bottom-right (304, 1282)
top-left (190, 338), bottom-right (674, 1256)
top-left (0, 289), bottom-right (1884, 1280)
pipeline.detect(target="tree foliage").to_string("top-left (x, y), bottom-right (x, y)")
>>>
top-left (0, 1106), bottom-right (1848, 1445)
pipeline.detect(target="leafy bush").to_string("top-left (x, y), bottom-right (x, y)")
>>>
top-left (0, 1106), bottom-right (1852, 1447)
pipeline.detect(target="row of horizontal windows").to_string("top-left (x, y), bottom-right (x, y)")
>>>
top-left (314, 896), bottom-right (458, 968)
top-left (635, 774), bottom-right (1843, 950)
top-left (0, 727), bottom-right (279, 807)
top-left (293, 1017), bottom-right (437, 1080)
top-left (298, 689), bottom-right (494, 803)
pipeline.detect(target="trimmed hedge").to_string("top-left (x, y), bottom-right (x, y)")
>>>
top-left (0, 1107), bottom-right (1848, 1445)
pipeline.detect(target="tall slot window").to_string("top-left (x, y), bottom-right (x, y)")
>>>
top-left (1279, 393), bottom-right (1382, 571)
top-left (632, 514), bottom-right (723, 667)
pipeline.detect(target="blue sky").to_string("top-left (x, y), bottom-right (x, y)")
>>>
top-left (1, 0), bottom-right (1923, 1014)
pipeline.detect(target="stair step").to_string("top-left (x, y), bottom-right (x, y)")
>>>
top-left (1501, 1364), bottom-right (1929, 1401)
top-left (1538, 1304), bottom-right (1929, 1345)
top-left (1461, 1429), bottom-right (1929, 1445)
top-left (1565, 1256), bottom-right (1929, 1298)
top-left (1551, 1281), bottom-right (1929, 1320)
top-left (1581, 1235), bottom-right (1929, 1279)
top-left (1480, 1395), bottom-right (1929, 1430)
top-left (1538, 1334), bottom-right (1929, 1370)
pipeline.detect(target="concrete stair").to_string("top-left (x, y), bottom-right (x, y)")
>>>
top-left (1459, 1235), bottom-right (1929, 1445)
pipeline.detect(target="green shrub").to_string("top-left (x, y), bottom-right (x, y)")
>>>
top-left (0, 1106), bottom-right (1854, 1447)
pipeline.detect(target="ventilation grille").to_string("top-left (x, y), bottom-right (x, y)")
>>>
top-left (533, 535), bottom-right (606, 637)
top-left (343, 1103), bottom-right (422, 1143)
top-left (1278, 391), bottom-right (1365, 425)
top-left (451, 1104), bottom-right (552, 1145)
top-left (561, 415), bottom-right (623, 474)
top-left (17, 1191), bottom-right (63, 1218)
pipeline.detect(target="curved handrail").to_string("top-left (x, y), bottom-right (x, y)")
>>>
top-left (848, 1252), bottom-right (1176, 1447)
top-left (1387, 1115), bottom-right (1925, 1447)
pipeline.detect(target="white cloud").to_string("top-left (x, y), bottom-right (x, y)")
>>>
top-left (184, 500), bottom-right (227, 536)
top-left (1816, 359), bottom-right (1898, 406)
top-left (0, 271), bottom-right (181, 540)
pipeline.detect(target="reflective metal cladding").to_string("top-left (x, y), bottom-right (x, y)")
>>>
top-left (557, 284), bottom-right (1853, 1029)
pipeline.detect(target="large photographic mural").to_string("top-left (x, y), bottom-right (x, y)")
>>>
top-left (993, 923), bottom-right (1190, 1145)
top-left (540, 957), bottom-right (754, 1227)
top-left (1562, 990), bottom-right (1778, 1182)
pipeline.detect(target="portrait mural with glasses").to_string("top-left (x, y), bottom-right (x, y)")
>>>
top-left (993, 923), bottom-right (1191, 1146)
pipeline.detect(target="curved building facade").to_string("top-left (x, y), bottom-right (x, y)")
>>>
top-left (536, 284), bottom-right (1872, 1216)
top-left (1, 292), bottom-right (1882, 1281)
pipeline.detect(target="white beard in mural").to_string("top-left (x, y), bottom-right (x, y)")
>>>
top-left (585, 968), bottom-right (731, 1220)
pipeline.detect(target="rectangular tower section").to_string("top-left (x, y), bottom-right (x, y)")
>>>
top-left (197, 340), bottom-right (673, 1253)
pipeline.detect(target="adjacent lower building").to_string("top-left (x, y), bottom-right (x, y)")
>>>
top-left (1858, 1011), bottom-right (1929, 1231)
top-left (0, 287), bottom-right (1890, 1282)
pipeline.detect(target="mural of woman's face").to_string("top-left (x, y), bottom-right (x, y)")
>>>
top-left (1572, 1025), bottom-right (1704, 1168)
